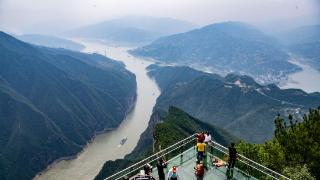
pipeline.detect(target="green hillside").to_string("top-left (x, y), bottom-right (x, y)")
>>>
top-left (0, 31), bottom-right (136, 180)
top-left (94, 107), bottom-right (236, 179)
top-left (148, 65), bottom-right (320, 143)
top-left (237, 108), bottom-right (320, 179)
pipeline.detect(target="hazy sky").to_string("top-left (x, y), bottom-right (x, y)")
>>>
top-left (0, 0), bottom-right (319, 34)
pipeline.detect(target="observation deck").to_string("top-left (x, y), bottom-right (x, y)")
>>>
top-left (105, 134), bottom-right (290, 180)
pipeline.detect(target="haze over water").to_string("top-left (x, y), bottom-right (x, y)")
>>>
top-left (280, 60), bottom-right (320, 93)
top-left (35, 41), bottom-right (160, 180)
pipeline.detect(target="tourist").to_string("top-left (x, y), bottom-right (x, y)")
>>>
top-left (204, 131), bottom-right (211, 143)
top-left (196, 141), bottom-right (206, 161)
top-left (212, 157), bottom-right (226, 168)
top-left (197, 132), bottom-right (205, 143)
top-left (194, 161), bottom-right (205, 180)
top-left (167, 166), bottom-right (179, 180)
top-left (157, 158), bottom-right (167, 180)
top-left (144, 163), bottom-right (152, 175)
top-left (227, 142), bottom-right (237, 178)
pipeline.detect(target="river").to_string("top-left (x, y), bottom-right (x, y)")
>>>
top-left (280, 60), bottom-right (320, 93)
top-left (35, 41), bottom-right (160, 180)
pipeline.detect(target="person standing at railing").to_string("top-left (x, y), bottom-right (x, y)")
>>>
top-left (196, 132), bottom-right (205, 143)
top-left (196, 141), bottom-right (206, 161)
top-left (227, 142), bottom-right (237, 177)
top-left (203, 131), bottom-right (212, 169)
top-left (204, 132), bottom-right (211, 143)
top-left (157, 158), bottom-right (167, 180)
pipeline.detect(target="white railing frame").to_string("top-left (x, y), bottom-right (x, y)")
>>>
top-left (105, 134), bottom-right (196, 180)
top-left (105, 134), bottom-right (290, 180)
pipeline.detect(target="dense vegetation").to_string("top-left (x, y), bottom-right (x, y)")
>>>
top-left (148, 65), bottom-right (320, 143)
top-left (94, 107), bottom-right (236, 179)
top-left (0, 31), bottom-right (136, 180)
top-left (237, 108), bottom-right (320, 179)
top-left (131, 22), bottom-right (300, 84)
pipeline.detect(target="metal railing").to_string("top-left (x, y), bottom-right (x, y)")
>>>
top-left (104, 134), bottom-right (195, 180)
top-left (105, 134), bottom-right (290, 180)
top-left (207, 140), bottom-right (290, 180)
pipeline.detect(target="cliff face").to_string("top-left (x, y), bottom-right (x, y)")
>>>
top-left (0, 31), bottom-right (137, 180)
top-left (148, 65), bottom-right (320, 143)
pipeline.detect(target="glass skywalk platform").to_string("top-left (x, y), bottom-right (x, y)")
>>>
top-left (105, 134), bottom-right (290, 180)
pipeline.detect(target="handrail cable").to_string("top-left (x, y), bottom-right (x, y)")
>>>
top-left (113, 138), bottom-right (195, 180)
top-left (105, 134), bottom-right (290, 180)
top-left (208, 140), bottom-right (290, 180)
top-left (105, 134), bottom-right (196, 180)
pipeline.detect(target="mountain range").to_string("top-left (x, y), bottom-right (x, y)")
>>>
top-left (130, 22), bottom-right (301, 84)
top-left (0, 32), bottom-right (136, 180)
top-left (16, 34), bottom-right (85, 51)
top-left (147, 65), bottom-right (320, 143)
top-left (66, 16), bottom-right (196, 45)
top-left (277, 24), bottom-right (320, 71)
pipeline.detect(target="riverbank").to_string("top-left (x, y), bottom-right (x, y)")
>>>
top-left (35, 42), bottom-right (160, 180)
top-left (280, 59), bottom-right (320, 93)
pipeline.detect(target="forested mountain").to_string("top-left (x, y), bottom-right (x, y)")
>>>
top-left (16, 34), bottom-right (85, 51)
top-left (131, 22), bottom-right (300, 84)
top-left (278, 24), bottom-right (320, 70)
top-left (147, 65), bottom-right (320, 143)
top-left (237, 108), bottom-right (320, 179)
top-left (94, 107), bottom-right (236, 179)
top-left (0, 31), bottom-right (136, 180)
top-left (66, 16), bottom-right (196, 45)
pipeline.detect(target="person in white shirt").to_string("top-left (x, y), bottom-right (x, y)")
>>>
top-left (204, 131), bottom-right (211, 143)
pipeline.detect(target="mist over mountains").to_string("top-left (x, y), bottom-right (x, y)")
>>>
top-left (15, 34), bottom-right (85, 51)
top-left (1, 10), bottom-right (320, 180)
top-left (277, 24), bottom-right (320, 70)
top-left (66, 16), bottom-right (196, 45)
top-left (131, 22), bottom-right (302, 84)
top-left (0, 32), bottom-right (136, 180)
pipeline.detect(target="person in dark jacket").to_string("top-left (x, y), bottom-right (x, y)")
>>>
top-left (156, 158), bottom-right (167, 180)
top-left (227, 142), bottom-right (237, 178)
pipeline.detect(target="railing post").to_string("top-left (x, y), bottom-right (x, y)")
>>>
top-left (179, 141), bottom-right (184, 165)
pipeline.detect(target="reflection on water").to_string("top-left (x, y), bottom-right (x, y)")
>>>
top-left (280, 60), bottom-right (320, 93)
top-left (35, 41), bottom-right (160, 180)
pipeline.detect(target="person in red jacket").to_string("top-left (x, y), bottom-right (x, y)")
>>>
top-left (197, 132), bottom-right (205, 143)
top-left (194, 161), bottom-right (205, 180)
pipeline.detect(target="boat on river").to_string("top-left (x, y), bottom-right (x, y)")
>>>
top-left (120, 137), bottom-right (128, 145)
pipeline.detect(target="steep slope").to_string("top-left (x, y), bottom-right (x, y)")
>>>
top-left (146, 64), bottom-right (222, 91)
top-left (67, 16), bottom-right (196, 45)
top-left (0, 31), bottom-right (136, 180)
top-left (131, 22), bottom-right (300, 84)
top-left (16, 34), bottom-right (85, 51)
top-left (94, 107), bottom-right (236, 179)
top-left (148, 65), bottom-right (320, 143)
top-left (0, 80), bottom-right (80, 180)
